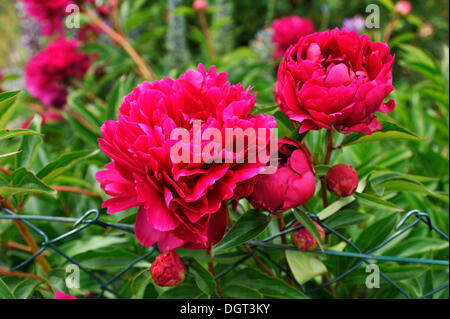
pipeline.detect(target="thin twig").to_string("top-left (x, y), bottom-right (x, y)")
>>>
top-left (242, 244), bottom-right (276, 277)
top-left (197, 11), bottom-right (217, 60)
top-left (0, 198), bottom-right (51, 274)
top-left (83, 8), bottom-right (157, 82)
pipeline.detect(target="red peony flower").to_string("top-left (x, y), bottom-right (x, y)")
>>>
top-left (25, 39), bottom-right (90, 108)
top-left (55, 291), bottom-right (76, 299)
top-left (96, 64), bottom-right (276, 252)
top-left (150, 251), bottom-right (186, 287)
top-left (326, 164), bottom-right (359, 197)
top-left (292, 221), bottom-right (325, 251)
top-left (22, 0), bottom-right (74, 36)
top-left (247, 138), bottom-right (316, 214)
top-left (271, 16), bottom-right (315, 60)
top-left (275, 28), bottom-right (395, 135)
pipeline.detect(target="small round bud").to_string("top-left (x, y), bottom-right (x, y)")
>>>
top-left (292, 221), bottom-right (325, 251)
top-left (394, 1), bottom-right (412, 16)
top-left (193, 0), bottom-right (208, 12)
top-left (326, 164), bottom-right (359, 197)
top-left (150, 251), bottom-right (186, 287)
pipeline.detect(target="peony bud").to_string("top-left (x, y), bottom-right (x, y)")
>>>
top-left (55, 291), bottom-right (76, 299)
top-left (326, 164), bottom-right (359, 197)
top-left (394, 1), bottom-right (412, 16)
top-left (193, 0), bottom-right (208, 12)
top-left (292, 221), bottom-right (325, 251)
top-left (150, 251), bottom-right (186, 287)
top-left (247, 138), bottom-right (316, 214)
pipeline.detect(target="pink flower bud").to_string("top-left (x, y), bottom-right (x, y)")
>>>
top-left (193, 0), bottom-right (208, 12)
top-left (55, 291), bottom-right (76, 299)
top-left (292, 221), bottom-right (325, 251)
top-left (394, 1), bottom-right (412, 16)
top-left (326, 164), bottom-right (359, 197)
top-left (150, 251), bottom-right (186, 287)
top-left (247, 138), bottom-right (316, 214)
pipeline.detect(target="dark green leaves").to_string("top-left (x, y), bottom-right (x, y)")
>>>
top-left (187, 258), bottom-right (216, 297)
top-left (0, 279), bottom-right (15, 299)
top-left (36, 150), bottom-right (99, 182)
top-left (342, 120), bottom-right (424, 146)
top-left (0, 167), bottom-right (56, 198)
top-left (214, 210), bottom-right (272, 251)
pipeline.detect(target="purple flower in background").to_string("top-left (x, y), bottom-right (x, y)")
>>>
top-left (342, 15), bottom-right (365, 33)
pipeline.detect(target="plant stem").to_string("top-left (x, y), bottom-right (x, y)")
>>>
top-left (320, 130), bottom-right (334, 208)
top-left (83, 8), bottom-right (157, 82)
top-left (242, 244), bottom-right (276, 277)
top-left (52, 186), bottom-right (101, 199)
top-left (383, 16), bottom-right (399, 43)
top-left (277, 214), bottom-right (295, 287)
top-left (197, 11), bottom-right (217, 60)
top-left (0, 198), bottom-right (51, 274)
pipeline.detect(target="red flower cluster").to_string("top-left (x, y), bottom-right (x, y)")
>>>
top-left (275, 28), bottom-right (395, 135)
top-left (22, 0), bottom-right (74, 36)
top-left (96, 64), bottom-right (276, 252)
top-left (25, 39), bottom-right (90, 108)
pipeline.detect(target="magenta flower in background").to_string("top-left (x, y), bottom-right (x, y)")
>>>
top-left (271, 15), bottom-right (315, 60)
top-left (55, 291), bottom-right (76, 299)
top-left (25, 39), bottom-right (90, 108)
top-left (342, 15), bottom-right (366, 33)
top-left (275, 28), bottom-right (395, 135)
top-left (96, 64), bottom-right (276, 252)
top-left (21, 0), bottom-right (74, 36)
top-left (247, 137), bottom-right (316, 214)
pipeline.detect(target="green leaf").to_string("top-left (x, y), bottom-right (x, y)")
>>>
top-left (0, 278), bottom-right (15, 299)
top-left (0, 151), bottom-right (21, 158)
top-left (380, 180), bottom-right (443, 198)
top-left (214, 210), bottom-right (271, 251)
top-left (188, 258), bottom-right (216, 297)
top-left (16, 116), bottom-right (42, 169)
top-left (158, 284), bottom-right (203, 299)
top-left (324, 210), bottom-right (370, 229)
top-left (37, 150), bottom-right (99, 182)
top-left (0, 91), bottom-right (21, 129)
top-left (342, 120), bottom-right (424, 146)
top-left (292, 208), bottom-right (324, 251)
top-left (221, 284), bottom-right (263, 299)
top-left (229, 268), bottom-right (307, 299)
top-left (382, 238), bottom-right (449, 258)
top-left (314, 164), bottom-right (330, 176)
top-left (0, 167), bottom-right (56, 198)
top-left (13, 278), bottom-right (43, 299)
top-left (354, 192), bottom-right (404, 212)
top-left (355, 213), bottom-right (398, 252)
top-left (0, 129), bottom-right (40, 142)
top-left (286, 250), bottom-right (327, 285)
top-left (63, 111), bottom-right (100, 147)
top-left (317, 196), bottom-right (356, 220)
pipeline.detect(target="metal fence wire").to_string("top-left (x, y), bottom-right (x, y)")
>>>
top-left (0, 206), bottom-right (448, 299)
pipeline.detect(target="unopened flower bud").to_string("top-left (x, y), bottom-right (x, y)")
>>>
top-left (150, 251), bottom-right (186, 287)
top-left (193, 0), bottom-right (208, 12)
top-left (292, 221), bottom-right (325, 251)
top-left (326, 164), bottom-right (359, 197)
top-left (394, 1), bottom-right (412, 16)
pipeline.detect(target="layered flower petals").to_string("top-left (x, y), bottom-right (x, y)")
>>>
top-left (275, 28), bottom-right (395, 135)
top-left (97, 64), bottom-right (276, 251)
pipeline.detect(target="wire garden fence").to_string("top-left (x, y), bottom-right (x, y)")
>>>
top-left (0, 206), bottom-right (448, 299)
